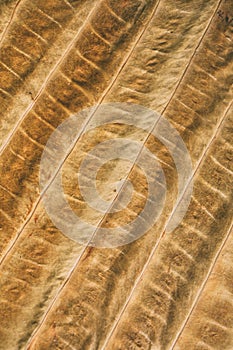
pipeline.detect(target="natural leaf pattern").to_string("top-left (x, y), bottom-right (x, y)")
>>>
top-left (0, 0), bottom-right (232, 349)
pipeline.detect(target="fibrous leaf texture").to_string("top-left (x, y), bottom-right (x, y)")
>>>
top-left (0, 0), bottom-right (232, 349)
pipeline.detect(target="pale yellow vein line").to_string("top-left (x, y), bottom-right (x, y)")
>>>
top-left (170, 222), bottom-right (233, 349)
top-left (23, 1), bottom-right (164, 347)
top-left (24, 0), bottom-right (225, 347)
top-left (0, 0), bottom-right (226, 347)
top-left (92, 0), bottom-right (225, 264)
top-left (0, 0), bottom-right (160, 268)
top-left (0, 4), bottom-right (105, 271)
top-left (100, 1), bottom-right (226, 347)
top-left (101, 98), bottom-right (232, 350)
top-left (0, 1), bottom-right (99, 156)
top-left (0, 0), bottom-right (22, 46)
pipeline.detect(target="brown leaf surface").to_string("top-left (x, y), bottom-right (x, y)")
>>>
top-left (0, 0), bottom-right (232, 349)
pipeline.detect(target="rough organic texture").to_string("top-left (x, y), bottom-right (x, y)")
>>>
top-left (0, 0), bottom-right (232, 349)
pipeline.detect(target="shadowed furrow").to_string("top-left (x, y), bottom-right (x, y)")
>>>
top-left (0, 1), bottom-right (163, 348)
top-left (0, 0), bottom-right (100, 149)
top-left (174, 225), bottom-right (233, 350)
top-left (0, 0), bottom-right (157, 262)
top-left (0, 0), bottom-right (232, 349)
top-left (14, 1), bottom-right (233, 349)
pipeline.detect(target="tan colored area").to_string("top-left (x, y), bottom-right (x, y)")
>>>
top-left (0, 0), bottom-right (232, 349)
